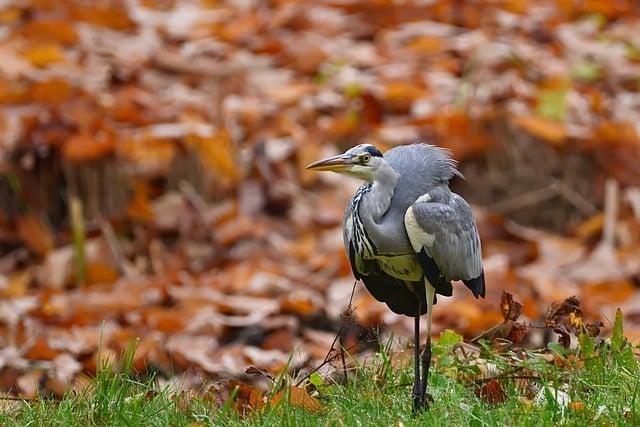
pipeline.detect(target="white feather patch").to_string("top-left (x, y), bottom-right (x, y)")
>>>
top-left (415, 193), bottom-right (432, 204)
top-left (344, 215), bottom-right (353, 238)
top-left (404, 206), bottom-right (435, 253)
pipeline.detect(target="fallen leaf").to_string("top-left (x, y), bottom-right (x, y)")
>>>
top-left (569, 401), bottom-right (585, 411)
top-left (512, 115), bottom-right (567, 145)
top-left (20, 19), bottom-right (78, 44)
top-left (500, 291), bottom-right (523, 322)
top-left (63, 132), bottom-right (115, 162)
top-left (16, 215), bottom-right (54, 256)
top-left (476, 379), bottom-right (506, 404)
top-left (228, 380), bottom-right (264, 413)
top-left (271, 386), bottom-right (323, 413)
top-left (84, 262), bottom-right (119, 285)
top-left (22, 43), bottom-right (64, 67)
top-left (30, 79), bottom-right (71, 105)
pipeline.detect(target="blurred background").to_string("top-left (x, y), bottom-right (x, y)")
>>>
top-left (0, 0), bottom-right (639, 397)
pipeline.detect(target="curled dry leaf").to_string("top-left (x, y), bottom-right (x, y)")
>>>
top-left (271, 386), bottom-right (323, 414)
top-left (476, 379), bottom-right (507, 404)
top-left (227, 380), bottom-right (264, 414)
top-left (500, 291), bottom-right (523, 322)
top-left (544, 296), bottom-right (582, 328)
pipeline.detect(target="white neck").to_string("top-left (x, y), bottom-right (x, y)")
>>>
top-left (360, 162), bottom-right (399, 223)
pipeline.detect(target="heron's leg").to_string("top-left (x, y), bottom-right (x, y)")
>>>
top-left (412, 301), bottom-right (422, 413)
top-left (421, 282), bottom-right (436, 406)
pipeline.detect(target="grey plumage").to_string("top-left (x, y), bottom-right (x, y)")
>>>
top-left (339, 143), bottom-right (484, 315)
top-left (306, 142), bottom-right (486, 412)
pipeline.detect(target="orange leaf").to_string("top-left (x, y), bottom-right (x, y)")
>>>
top-left (512, 115), bottom-right (567, 145)
top-left (0, 78), bottom-right (30, 104)
top-left (0, 270), bottom-right (31, 298)
top-left (126, 183), bottom-right (155, 223)
top-left (20, 19), bottom-right (78, 44)
top-left (569, 401), bottom-right (585, 411)
top-left (594, 121), bottom-right (640, 146)
top-left (186, 130), bottom-right (239, 183)
top-left (63, 132), bottom-right (115, 162)
top-left (85, 262), bottom-right (119, 285)
top-left (16, 215), bottom-right (54, 256)
top-left (574, 214), bottom-right (604, 240)
top-left (30, 79), bottom-right (71, 105)
top-left (407, 36), bottom-right (444, 54)
top-left (382, 81), bottom-right (425, 102)
top-left (120, 136), bottom-right (176, 166)
top-left (280, 294), bottom-right (317, 316)
top-left (24, 336), bottom-right (59, 361)
top-left (71, 5), bottom-right (133, 30)
top-left (22, 43), bottom-right (65, 67)
top-left (271, 386), bottom-right (323, 413)
top-left (0, 7), bottom-right (22, 24)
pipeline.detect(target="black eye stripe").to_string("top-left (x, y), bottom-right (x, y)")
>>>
top-left (363, 145), bottom-right (383, 157)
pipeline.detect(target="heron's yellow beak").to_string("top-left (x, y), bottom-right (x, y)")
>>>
top-left (305, 154), bottom-right (353, 172)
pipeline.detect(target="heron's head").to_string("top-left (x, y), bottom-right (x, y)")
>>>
top-left (305, 144), bottom-right (386, 181)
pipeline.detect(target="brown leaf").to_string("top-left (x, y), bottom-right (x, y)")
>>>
top-left (24, 336), bottom-right (60, 361)
top-left (16, 215), bottom-right (54, 256)
top-left (476, 379), bottom-right (506, 404)
top-left (84, 262), bottom-right (119, 285)
top-left (544, 296), bottom-right (582, 328)
top-left (554, 327), bottom-right (572, 348)
top-left (507, 322), bottom-right (528, 344)
top-left (228, 380), bottom-right (264, 413)
top-left (585, 321), bottom-right (603, 337)
top-left (271, 386), bottom-right (323, 413)
top-left (30, 79), bottom-right (72, 105)
top-left (500, 291), bottom-right (523, 322)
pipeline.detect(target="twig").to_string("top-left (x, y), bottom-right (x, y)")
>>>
top-left (489, 183), bottom-right (559, 213)
top-left (178, 180), bottom-right (220, 247)
top-left (99, 219), bottom-right (128, 276)
top-left (602, 178), bottom-right (619, 247)
top-left (68, 194), bottom-right (86, 287)
top-left (295, 280), bottom-right (358, 387)
top-left (553, 179), bottom-right (598, 217)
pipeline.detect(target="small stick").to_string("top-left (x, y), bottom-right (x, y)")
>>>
top-left (295, 281), bottom-right (358, 387)
top-left (602, 178), bottom-right (619, 247)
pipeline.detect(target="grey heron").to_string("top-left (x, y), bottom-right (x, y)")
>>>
top-left (307, 143), bottom-right (485, 411)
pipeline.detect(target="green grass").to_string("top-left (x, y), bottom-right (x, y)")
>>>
top-left (1, 333), bottom-right (638, 427)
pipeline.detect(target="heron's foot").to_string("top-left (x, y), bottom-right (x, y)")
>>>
top-left (412, 377), bottom-right (424, 413)
top-left (412, 392), bottom-right (433, 413)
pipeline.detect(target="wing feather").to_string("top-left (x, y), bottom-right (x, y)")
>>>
top-left (404, 191), bottom-right (485, 298)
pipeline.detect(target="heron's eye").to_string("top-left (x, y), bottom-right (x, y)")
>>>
top-left (362, 154), bottom-right (371, 164)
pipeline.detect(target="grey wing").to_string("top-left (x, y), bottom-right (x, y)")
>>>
top-left (404, 192), bottom-right (485, 298)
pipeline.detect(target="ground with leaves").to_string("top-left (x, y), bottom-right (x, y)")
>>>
top-left (1, 299), bottom-right (638, 425)
top-left (1, 0), bottom-right (640, 421)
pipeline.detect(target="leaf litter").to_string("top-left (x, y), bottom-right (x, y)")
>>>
top-left (0, 0), bottom-right (639, 416)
